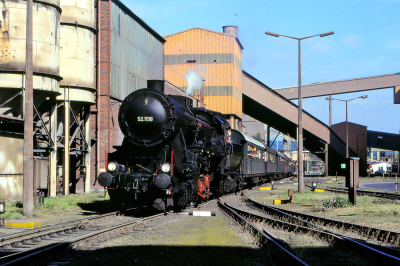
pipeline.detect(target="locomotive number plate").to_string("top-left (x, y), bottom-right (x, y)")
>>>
top-left (137, 116), bottom-right (153, 122)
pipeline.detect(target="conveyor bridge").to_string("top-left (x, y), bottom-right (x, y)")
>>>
top-left (242, 71), bottom-right (356, 173)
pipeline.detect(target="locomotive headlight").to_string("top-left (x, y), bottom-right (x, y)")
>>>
top-left (161, 163), bottom-right (171, 173)
top-left (107, 162), bottom-right (117, 172)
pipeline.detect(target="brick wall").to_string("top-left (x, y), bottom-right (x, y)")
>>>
top-left (88, 0), bottom-right (112, 191)
top-left (99, 0), bottom-right (111, 174)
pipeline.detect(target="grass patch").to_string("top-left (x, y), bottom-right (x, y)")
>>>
top-left (0, 193), bottom-right (110, 220)
top-left (266, 182), bottom-right (400, 230)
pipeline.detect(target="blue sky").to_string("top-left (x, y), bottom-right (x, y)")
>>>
top-left (125, 0), bottom-right (400, 134)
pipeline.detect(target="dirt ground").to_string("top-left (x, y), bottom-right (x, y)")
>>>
top-left (3, 177), bottom-right (400, 265)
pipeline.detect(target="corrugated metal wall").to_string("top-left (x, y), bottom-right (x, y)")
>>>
top-left (110, 2), bottom-right (164, 100)
top-left (164, 28), bottom-right (243, 121)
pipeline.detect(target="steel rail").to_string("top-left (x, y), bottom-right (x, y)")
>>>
top-left (224, 201), bottom-right (343, 242)
top-left (0, 212), bottom-right (166, 265)
top-left (1, 197), bottom-right (215, 247)
top-left (243, 193), bottom-right (400, 245)
top-left (217, 200), bottom-right (309, 266)
top-left (325, 186), bottom-right (400, 200)
top-left (242, 194), bottom-right (400, 261)
top-left (0, 211), bottom-right (119, 245)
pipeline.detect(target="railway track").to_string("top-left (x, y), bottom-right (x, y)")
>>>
top-left (243, 193), bottom-right (400, 246)
top-left (218, 199), bottom-right (308, 265)
top-left (0, 211), bottom-right (166, 265)
top-left (325, 186), bottom-right (400, 200)
top-left (219, 193), bottom-right (400, 265)
top-left (0, 198), bottom-right (218, 265)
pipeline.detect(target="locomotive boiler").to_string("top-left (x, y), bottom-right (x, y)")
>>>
top-left (97, 80), bottom-right (239, 210)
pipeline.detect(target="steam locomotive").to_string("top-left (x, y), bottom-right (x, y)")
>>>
top-left (97, 80), bottom-right (295, 210)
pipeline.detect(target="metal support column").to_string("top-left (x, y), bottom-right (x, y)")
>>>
top-left (49, 97), bottom-right (57, 197)
top-left (266, 125), bottom-right (270, 147)
top-left (23, 0), bottom-right (34, 217)
top-left (63, 87), bottom-right (70, 195)
top-left (398, 151), bottom-right (400, 173)
top-left (325, 143), bottom-right (328, 177)
top-left (84, 105), bottom-right (91, 193)
top-left (327, 94), bottom-right (332, 127)
top-left (346, 101), bottom-right (349, 158)
top-left (298, 39), bottom-right (304, 193)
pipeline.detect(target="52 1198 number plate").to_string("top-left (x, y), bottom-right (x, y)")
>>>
top-left (137, 116), bottom-right (153, 122)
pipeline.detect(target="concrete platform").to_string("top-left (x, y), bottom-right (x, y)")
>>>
top-left (5, 220), bottom-right (41, 229)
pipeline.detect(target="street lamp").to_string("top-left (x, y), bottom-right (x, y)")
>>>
top-left (325, 95), bottom-right (368, 158)
top-left (265, 31), bottom-right (334, 193)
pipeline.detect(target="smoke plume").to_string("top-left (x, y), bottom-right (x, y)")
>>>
top-left (184, 69), bottom-right (203, 95)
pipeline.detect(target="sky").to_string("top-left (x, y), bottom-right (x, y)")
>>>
top-left (124, 0), bottom-right (400, 134)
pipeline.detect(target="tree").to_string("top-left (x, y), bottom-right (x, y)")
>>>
top-left (252, 132), bottom-right (263, 142)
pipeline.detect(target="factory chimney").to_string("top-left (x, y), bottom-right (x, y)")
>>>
top-left (222, 26), bottom-right (238, 37)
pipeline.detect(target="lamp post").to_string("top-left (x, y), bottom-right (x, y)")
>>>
top-left (325, 95), bottom-right (368, 158)
top-left (265, 31), bottom-right (334, 193)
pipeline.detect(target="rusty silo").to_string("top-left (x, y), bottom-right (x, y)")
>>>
top-left (0, 0), bottom-right (61, 199)
top-left (58, 0), bottom-right (95, 195)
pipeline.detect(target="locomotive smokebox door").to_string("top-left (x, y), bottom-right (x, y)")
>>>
top-left (154, 174), bottom-right (171, 189)
top-left (98, 172), bottom-right (113, 187)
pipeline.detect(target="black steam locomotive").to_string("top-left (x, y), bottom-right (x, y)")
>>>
top-left (97, 80), bottom-right (295, 210)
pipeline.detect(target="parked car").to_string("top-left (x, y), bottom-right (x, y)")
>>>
top-left (374, 169), bottom-right (385, 176)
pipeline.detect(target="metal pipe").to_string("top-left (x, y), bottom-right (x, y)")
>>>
top-left (63, 87), bottom-right (70, 195)
top-left (108, 0), bottom-right (111, 153)
top-left (23, 0), bottom-right (34, 217)
top-left (84, 105), bottom-right (91, 193)
top-left (97, 0), bottom-right (101, 181)
top-left (49, 96), bottom-right (57, 197)
top-left (200, 81), bottom-right (205, 107)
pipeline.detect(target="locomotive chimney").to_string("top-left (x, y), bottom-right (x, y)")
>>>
top-left (147, 80), bottom-right (165, 94)
top-left (222, 26), bottom-right (238, 37)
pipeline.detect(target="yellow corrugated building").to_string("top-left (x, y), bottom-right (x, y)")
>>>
top-left (164, 26), bottom-right (243, 129)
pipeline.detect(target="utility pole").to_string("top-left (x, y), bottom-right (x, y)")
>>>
top-left (23, 0), bottom-right (34, 217)
top-left (265, 30), bottom-right (334, 193)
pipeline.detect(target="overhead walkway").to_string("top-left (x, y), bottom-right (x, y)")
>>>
top-left (274, 73), bottom-right (400, 102)
top-left (242, 71), bottom-right (355, 173)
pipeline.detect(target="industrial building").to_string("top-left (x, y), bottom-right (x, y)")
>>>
top-left (164, 26), bottom-right (244, 130)
top-left (0, 0), bottom-right (198, 199)
top-left (1, 1), bottom-right (399, 201)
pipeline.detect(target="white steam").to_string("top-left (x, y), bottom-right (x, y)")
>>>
top-left (184, 69), bottom-right (203, 95)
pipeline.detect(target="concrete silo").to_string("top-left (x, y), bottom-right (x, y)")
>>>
top-left (0, 0), bottom-right (61, 199)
